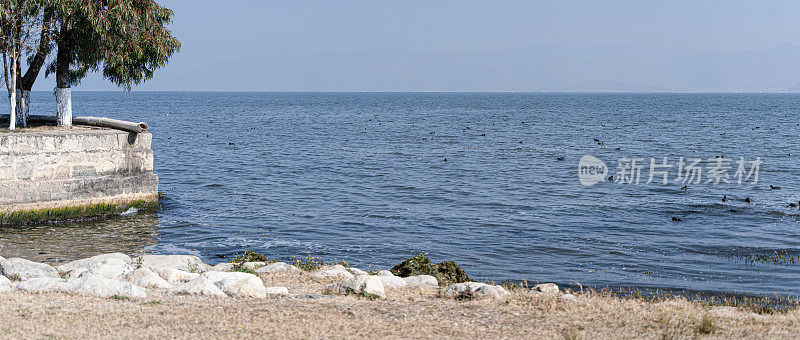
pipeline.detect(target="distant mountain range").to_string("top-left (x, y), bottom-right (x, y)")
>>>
top-left (60, 43), bottom-right (800, 92)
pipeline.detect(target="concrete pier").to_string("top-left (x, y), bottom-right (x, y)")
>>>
top-left (0, 127), bottom-right (158, 216)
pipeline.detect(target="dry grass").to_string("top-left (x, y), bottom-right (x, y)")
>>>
top-left (1, 271), bottom-right (800, 339)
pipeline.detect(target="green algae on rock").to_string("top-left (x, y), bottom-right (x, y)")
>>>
top-left (390, 254), bottom-right (470, 285)
top-left (228, 250), bottom-right (276, 264)
top-left (0, 200), bottom-right (159, 227)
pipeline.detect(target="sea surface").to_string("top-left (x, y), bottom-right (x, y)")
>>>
top-left (3, 92), bottom-right (800, 297)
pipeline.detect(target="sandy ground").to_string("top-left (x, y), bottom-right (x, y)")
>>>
top-left (1, 271), bottom-right (799, 339)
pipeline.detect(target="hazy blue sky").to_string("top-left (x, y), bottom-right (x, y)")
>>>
top-left (39, 0), bottom-right (800, 91)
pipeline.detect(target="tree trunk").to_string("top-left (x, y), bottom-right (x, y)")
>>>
top-left (16, 89), bottom-right (29, 127)
top-left (7, 49), bottom-right (19, 130)
top-left (56, 21), bottom-right (72, 127)
top-left (18, 9), bottom-right (53, 128)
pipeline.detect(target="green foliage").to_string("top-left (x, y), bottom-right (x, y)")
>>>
top-left (227, 250), bottom-right (275, 274)
top-left (293, 253), bottom-right (325, 272)
top-left (500, 280), bottom-right (521, 291)
top-left (231, 263), bottom-right (256, 275)
top-left (111, 294), bottom-right (130, 301)
top-left (390, 254), bottom-right (471, 285)
top-left (186, 260), bottom-right (200, 274)
top-left (43, 0), bottom-right (181, 90)
top-left (228, 250), bottom-right (276, 264)
top-left (345, 287), bottom-right (381, 300)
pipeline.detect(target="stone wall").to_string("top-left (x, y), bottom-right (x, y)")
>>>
top-left (0, 128), bottom-right (158, 213)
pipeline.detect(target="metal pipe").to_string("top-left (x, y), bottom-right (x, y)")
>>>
top-left (73, 116), bottom-right (149, 133)
top-left (3, 115), bottom-right (149, 133)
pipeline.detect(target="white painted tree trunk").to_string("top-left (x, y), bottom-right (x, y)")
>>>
top-left (8, 56), bottom-right (17, 130)
top-left (56, 88), bottom-right (72, 127)
top-left (16, 89), bottom-right (29, 127)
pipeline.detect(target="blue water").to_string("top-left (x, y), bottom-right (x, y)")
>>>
top-left (10, 92), bottom-right (800, 297)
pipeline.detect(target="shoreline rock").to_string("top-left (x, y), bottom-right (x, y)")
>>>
top-left (0, 258), bottom-right (60, 280)
top-left (442, 282), bottom-right (509, 300)
top-left (390, 254), bottom-right (470, 285)
top-left (0, 252), bottom-right (552, 304)
top-left (326, 275), bottom-right (386, 299)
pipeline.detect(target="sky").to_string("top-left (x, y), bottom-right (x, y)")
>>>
top-left (30, 0), bottom-right (800, 92)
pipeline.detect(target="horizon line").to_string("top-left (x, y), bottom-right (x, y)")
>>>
top-left (26, 90), bottom-right (800, 95)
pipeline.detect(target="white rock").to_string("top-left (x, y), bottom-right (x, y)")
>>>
top-left (443, 282), bottom-right (509, 299)
top-left (156, 267), bottom-right (200, 283)
top-left (127, 268), bottom-right (173, 289)
top-left (67, 276), bottom-right (147, 298)
top-left (533, 283), bottom-right (560, 295)
top-left (66, 267), bottom-right (88, 279)
top-left (0, 258), bottom-right (60, 280)
top-left (16, 276), bottom-right (146, 298)
top-left (402, 275), bottom-right (439, 288)
top-left (264, 286), bottom-right (290, 295)
top-left (70, 258), bottom-right (132, 280)
top-left (212, 263), bottom-right (235, 272)
top-left (16, 277), bottom-right (72, 293)
top-left (170, 277), bottom-right (226, 297)
top-left (0, 275), bottom-right (14, 292)
top-left (202, 271), bottom-right (267, 298)
top-left (135, 255), bottom-right (208, 272)
top-left (380, 275), bottom-right (408, 289)
top-left (57, 253), bottom-right (132, 274)
top-left (311, 265), bottom-right (355, 279)
top-left (348, 267), bottom-right (368, 276)
top-left (255, 262), bottom-right (301, 274)
top-left (377, 270), bottom-right (394, 277)
top-left (558, 293), bottom-right (579, 303)
top-left (327, 275), bottom-right (386, 299)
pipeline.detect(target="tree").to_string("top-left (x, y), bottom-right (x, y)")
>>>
top-left (46, 0), bottom-right (180, 126)
top-left (0, 1), bottom-right (22, 130)
top-left (1, 0), bottom-right (52, 129)
top-left (17, 6), bottom-right (53, 126)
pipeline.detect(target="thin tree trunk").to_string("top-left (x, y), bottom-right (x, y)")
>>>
top-left (18, 8), bottom-right (52, 128)
top-left (56, 21), bottom-right (72, 127)
top-left (16, 89), bottom-right (29, 127)
top-left (8, 55), bottom-right (17, 130)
